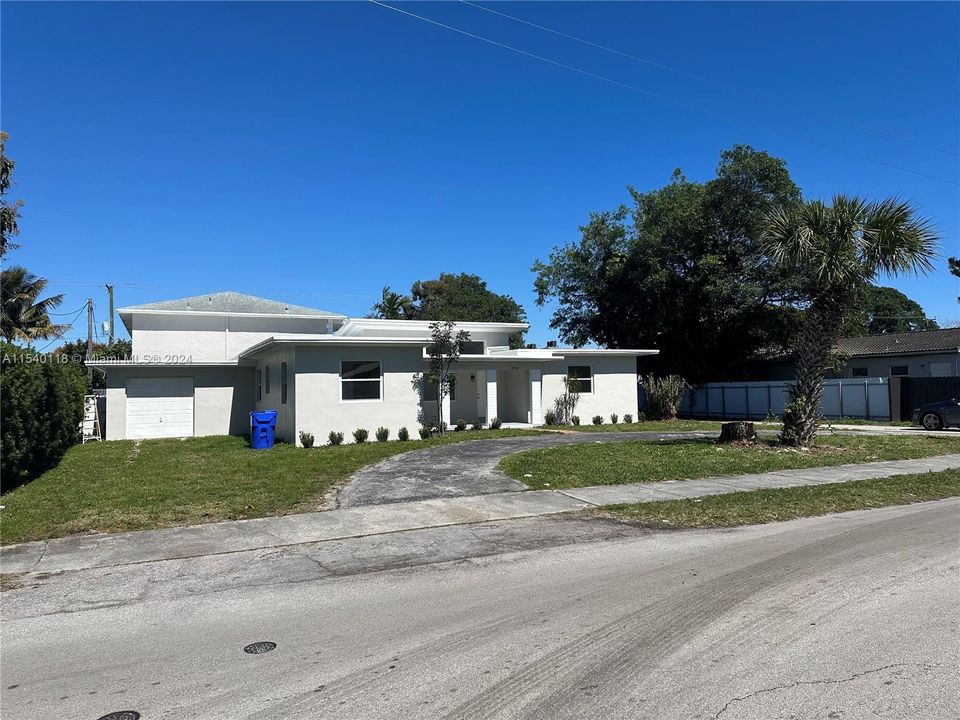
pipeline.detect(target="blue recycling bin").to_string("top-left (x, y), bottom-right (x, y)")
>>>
top-left (250, 410), bottom-right (278, 450)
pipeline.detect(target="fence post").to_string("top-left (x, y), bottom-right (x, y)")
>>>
top-left (838, 380), bottom-right (844, 418)
top-left (864, 380), bottom-right (870, 419)
top-left (766, 384), bottom-right (772, 418)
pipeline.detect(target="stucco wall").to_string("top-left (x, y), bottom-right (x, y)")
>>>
top-left (541, 356), bottom-right (639, 421)
top-left (130, 314), bottom-right (337, 361)
top-left (104, 365), bottom-right (255, 440)
top-left (294, 345), bottom-right (425, 444)
top-left (767, 352), bottom-right (960, 381)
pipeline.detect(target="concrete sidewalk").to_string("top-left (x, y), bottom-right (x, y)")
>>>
top-left (4, 454), bottom-right (959, 575)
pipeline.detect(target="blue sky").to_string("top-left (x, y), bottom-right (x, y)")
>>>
top-left (3, 1), bottom-right (958, 346)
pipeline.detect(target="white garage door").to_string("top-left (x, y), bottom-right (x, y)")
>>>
top-left (126, 377), bottom-right (194, 439)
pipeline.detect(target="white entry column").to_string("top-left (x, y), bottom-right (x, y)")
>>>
top-left (529, 368), bottom-right (543, 425)
top-left (485, 369), bottom-right (498, 426)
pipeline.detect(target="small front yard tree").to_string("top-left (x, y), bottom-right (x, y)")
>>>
top-left (763, 195), bottom-right (937, 447)
top-left (424, 320), bottom-right (469, 434)
top-left (552, 372), bottom-right (581, 424)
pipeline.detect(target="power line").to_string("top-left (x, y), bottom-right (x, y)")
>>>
top-left (48, 304), bottom-right (89, 317)
top-left (460, 0), bottom-right (959, 158)
top-left (370, 1), bottom-right (959, 186)
top-left (36, 306), bottom-right (87, 352)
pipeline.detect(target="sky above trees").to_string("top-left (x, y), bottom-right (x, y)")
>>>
top-left (3, 1), bottom-right (957, 345)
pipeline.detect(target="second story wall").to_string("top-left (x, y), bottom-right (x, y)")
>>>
top-left (130, 313), bottom-right (340, 361)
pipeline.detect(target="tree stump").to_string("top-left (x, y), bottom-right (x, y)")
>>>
top-left (718, 421), bottom-right (757, 444)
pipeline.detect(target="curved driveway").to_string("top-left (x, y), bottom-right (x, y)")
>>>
top-left (338, 430), bottom-right (716, 507)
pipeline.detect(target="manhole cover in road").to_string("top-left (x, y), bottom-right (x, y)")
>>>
top-left (97, 712), bottom-right (141, 720)
top-left (243, 641), bottom-right (277, 655)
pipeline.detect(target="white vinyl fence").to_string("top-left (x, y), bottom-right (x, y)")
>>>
top-left (675, 378), bottom-right (891, 421)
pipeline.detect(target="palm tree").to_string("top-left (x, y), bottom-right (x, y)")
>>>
top-left (763, 195), bottom-right (938, 447)
top-left (1, 266), bottom-right (67, 343)
top-left (369, 285), bottom-right (414, 320)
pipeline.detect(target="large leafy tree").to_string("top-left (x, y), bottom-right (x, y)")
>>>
top-left (372, 273), bottom-right (527, 347)
top-left (763, 195), bottom-right (938, 447)
top-left (841, 285), bottom-right (938, 335)
top-left (949, 257), bottom-right (960, 278)
top-left (533, 145), bottom-right (803, 382)
top-left (1, 266), bottom-right (67, 344)
top-left (1, 131), bottom-right (22, 259)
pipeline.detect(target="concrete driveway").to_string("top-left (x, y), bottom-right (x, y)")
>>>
top-left (337, 430), bottom-right (717, 507)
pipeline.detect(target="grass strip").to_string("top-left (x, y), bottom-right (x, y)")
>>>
top-left (598, 469), bottom-right (960, 528)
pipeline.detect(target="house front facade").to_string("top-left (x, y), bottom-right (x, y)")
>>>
top-left (93, 292), bottom-right (656, 444)
top-left (764, 328), bottom-right (960, 381)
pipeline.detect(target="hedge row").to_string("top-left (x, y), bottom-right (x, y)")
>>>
top-left (1, 342), bottom-right (85, 491)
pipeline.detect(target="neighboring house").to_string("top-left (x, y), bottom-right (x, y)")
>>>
top-left (91, 292), bottom-right (655, 443)
top-left (764, 328), bottom-right (960, 381)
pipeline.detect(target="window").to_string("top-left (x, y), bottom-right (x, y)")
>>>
top-left (256, 369), bottom-right (262, 401)
top-left (850, 367), bottom-right (868, 377)
top-left (567, 366), bottom-right (593, 393)
top-left (890, 365), bottom-right (909, 377)
top-left (281, 362), bottom-right (288, 404)
top-left (341, 360), bottom-right (382, 401)
top-left (422, 376), bottom-right (455, 402)
top-left (460, 341), bottom-right (484, 355)
top-left (265, 365), bottom-right (271, 394)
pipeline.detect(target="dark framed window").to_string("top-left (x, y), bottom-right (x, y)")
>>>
top-left (568, 365), bottom-right (593, 393)
top-left (256, 369), bottom-right (263, 401)
top-left (265, 365), bottom-right (271, 394)
top-left (281, 362), bottom-right (288, 404)
top-left (460, 341), bottom-right (484, 355)
top-left (890, 365), bottom-right (909, 377)
top-left (341, 360), bottom-right (382, 401)
top-left (850, 367), bottom-right (868, 377)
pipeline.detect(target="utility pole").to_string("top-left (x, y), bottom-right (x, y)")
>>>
top-left (86, 297), bottom-right (94, 386)
top-left (86, 298), bottom-right (94, 361)
top-left (105, 284), bottom-right (115, 345)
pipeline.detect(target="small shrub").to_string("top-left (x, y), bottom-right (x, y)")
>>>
top-left (455, 418), bottom-right (467, 432)
top-left (472, 419), bottom-right (483, 430)
top-left (623, 414), bottom-right (633, 424)
top-left (375, 426), bottom-right (390, 442)
top-left (610, 413), bottom-right (619, 424)
top-left (636, 411), bottom-right (646, 422)
top-left (571, 415), bottom-right (580, 426)
top-left (592, 415), bottom-right (603, 425)
top-left (643, 373), bottom-right (688, 421)
top-left (398, 426), bottom-right (410, 442)
top-left (299, 431), bottom-right (315, 448)
top-left (353, 428), bottom-right (369, 444)
top-left (543, 410), bottom-right (557, 426)
top-left (490, 417), bottom-right (502, 429)
top-left (328, 431), bottom-right (344, 446)
top-left (419, 425), bottom-right (432, 439)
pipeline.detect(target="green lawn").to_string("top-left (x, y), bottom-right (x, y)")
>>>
top-left (499, 434), bottom-right (960, 490)
top-left (599, 469), bottom-right (960, 528)
top-left (568, 420), bottom-right (723, 433)
top-left (0, 429), bottom-right (547, 545)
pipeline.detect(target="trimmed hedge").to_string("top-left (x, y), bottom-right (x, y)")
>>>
top-left (1, 343), bottom-right (85, 491)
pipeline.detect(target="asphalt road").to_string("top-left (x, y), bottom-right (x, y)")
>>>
top-left (2, 500), bottom-right (958, 719)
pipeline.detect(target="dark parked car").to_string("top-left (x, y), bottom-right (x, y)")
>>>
top-left (912, 398), bottom-right (960, 430)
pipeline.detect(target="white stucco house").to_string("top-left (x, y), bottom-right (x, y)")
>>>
top-left (91, 292), bottom-right (657, 444)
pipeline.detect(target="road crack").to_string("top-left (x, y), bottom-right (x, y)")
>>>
top-left (713, 663), bottom-right (938, 718)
